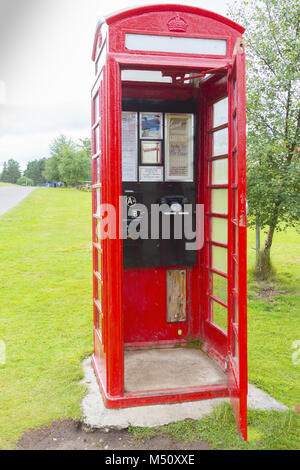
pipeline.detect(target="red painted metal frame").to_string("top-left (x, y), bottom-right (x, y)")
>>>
top-left (227, 38), bottom-right (248, 441)
top-left (91, 4), bottom-right (247, 438)
top-left (201, 75), bottom-right (229, 368)
top-left (92, 353), bottom-right (228, 408)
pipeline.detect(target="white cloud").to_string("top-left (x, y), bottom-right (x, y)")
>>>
top-left (0, 128), bottom-right (90, 172)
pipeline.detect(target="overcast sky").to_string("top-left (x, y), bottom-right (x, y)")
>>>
top-left (0, 0), bottom-right (235, 171)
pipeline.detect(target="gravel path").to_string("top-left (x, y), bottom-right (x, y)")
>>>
top-left (0, 186), bottom-right (35, 216)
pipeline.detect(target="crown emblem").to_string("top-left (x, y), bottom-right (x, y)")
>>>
top-left (167, 14), bottom-right (188, 32)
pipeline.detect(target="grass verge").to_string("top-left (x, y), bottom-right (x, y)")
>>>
top-left (0, 188), bottom-right (93, 449)
top-left (247, 228), bottom-right (300, 408)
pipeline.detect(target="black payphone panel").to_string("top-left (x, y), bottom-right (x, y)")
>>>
top-left (122, 99), bottom-right (197, 269)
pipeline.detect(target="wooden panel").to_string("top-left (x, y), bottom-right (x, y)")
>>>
top-left (167, 270), bottom-right (186, 323)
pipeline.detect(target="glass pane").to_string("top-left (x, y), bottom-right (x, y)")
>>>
top-left (212, 217), bottom-right (228, 244)
top-left (97, 126), bottom-right (101, 153)
top-left (234, 332), bottom-right (239, 367)
top-left (96, 251), bottom-right (102, 274)
top-left (212, 245), bottom-right (227, 273)
top-left (234, 224), bottom-right (238, 256)
top-left (94, 126), bottom-right (100, 154)
top-left (125, 33), bottom-right (227, 56)
top-left (97, 158), bottom-right (100, 183)
top-left (211, 189), bottom-right (228, 214)
top-left (213, 128), bottom-right (228, 156)
top-left (96, 49), bottom-right (106, 77)
top-left (212, 300), bottom-right (227, 332)
top-left (233, 298), bottom-right (238, 324)
top-left (234, 259), bottom-right (238, 290)
top-left (213, 97), bottom-right (228, 128)
top-left (212, 273), bottom-right (228, 304)
top-left (94, 93), bottom-right (99, 122)
top-left (233, 115), bottom-right (237, 147)
top-left (212, 158), bottom-right (228, 184)
top-left (232, 152), bottom-right (238, 185)
top-left (97, 219), bottom-right (101, 243)
top-left (121, 70), bottom-right (172, 83)
top-left (98, 312), bottom-right (102, 332)
top-left (96, 189), bottom-right (100, 216)
top-left (233, 188), bottom-right (238, 219)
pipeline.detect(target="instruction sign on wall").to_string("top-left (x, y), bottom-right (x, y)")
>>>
top-left (122, 112), bottom-right (138, 181)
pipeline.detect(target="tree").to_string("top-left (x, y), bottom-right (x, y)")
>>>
top-left (43, 135), bottom-right (74, 182)
top-left (43, 155), bottom-right (61, 182)
top-left (58, 148), bottom-right (91, 185)
top-left (78, 138), bottom-right (92, 182)
top-left (0, 159), bottom-right (21, 184)
top-left (0, 162), bottom-right (9, 182)
top-left (78, 138), bottom-right (91, 157)
top-left (17, 176), bottom-right (34, 186)
top-left (43, 135), bottom-right (91, 185)
top-left (24, 158), bottom-right (46, 186)
top-left (228, 0), bottom-right (300, 278)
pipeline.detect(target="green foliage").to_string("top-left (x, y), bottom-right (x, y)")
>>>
top-left (0, 162), bottom-right (9, 182)
top-left (228, 0), bottom-right (300, 248)
top-left (43, 155), bottom-right (60, 182)
top-left (58, 148), bottom-right (90, 186)
top-left (43, 135), bottom-right (91, 185)
top-left (78, 138), bottom-right (91, 156)
top-left (0, 159), bottom-right (21, 184)
top-left (17, 176), bottom-right (34, 186)
top-left (23, 158), bottom-right (46, 186)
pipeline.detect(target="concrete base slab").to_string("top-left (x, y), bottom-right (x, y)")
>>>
top-left (81, 355), bottom-right (289, 430)
top-left (125, 348), bottom-right (226, 392)
top-left (247, 384), bottom-right (288, 411)
top-left (81, 357), bottom-right (228, 429)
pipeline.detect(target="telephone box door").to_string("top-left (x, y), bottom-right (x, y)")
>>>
top-left (227, 38), bottom-right (247, 441)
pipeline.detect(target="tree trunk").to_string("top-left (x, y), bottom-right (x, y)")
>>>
top-left (255, 224), bottom-right (276, 279)
top-left (256, 219), bottom-right (260, 257)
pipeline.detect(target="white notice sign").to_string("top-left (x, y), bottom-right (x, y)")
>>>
top-left (139, 166), bottom-right (163, 182)
top-left (122, 112), bottom-right (138, 181)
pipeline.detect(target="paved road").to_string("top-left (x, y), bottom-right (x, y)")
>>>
top-left (0, 186), bottom-right (35, 216)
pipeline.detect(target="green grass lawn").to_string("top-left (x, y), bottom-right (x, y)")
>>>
top-left (247, 228), bottom-right (300, 408)
top-left (0, 188), bottom-right (93, 449)
top-left (0, 188), bottom-right (299, 449)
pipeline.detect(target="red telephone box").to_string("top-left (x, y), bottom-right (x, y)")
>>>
top-left (91, 5), bottom-right (247, 440)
